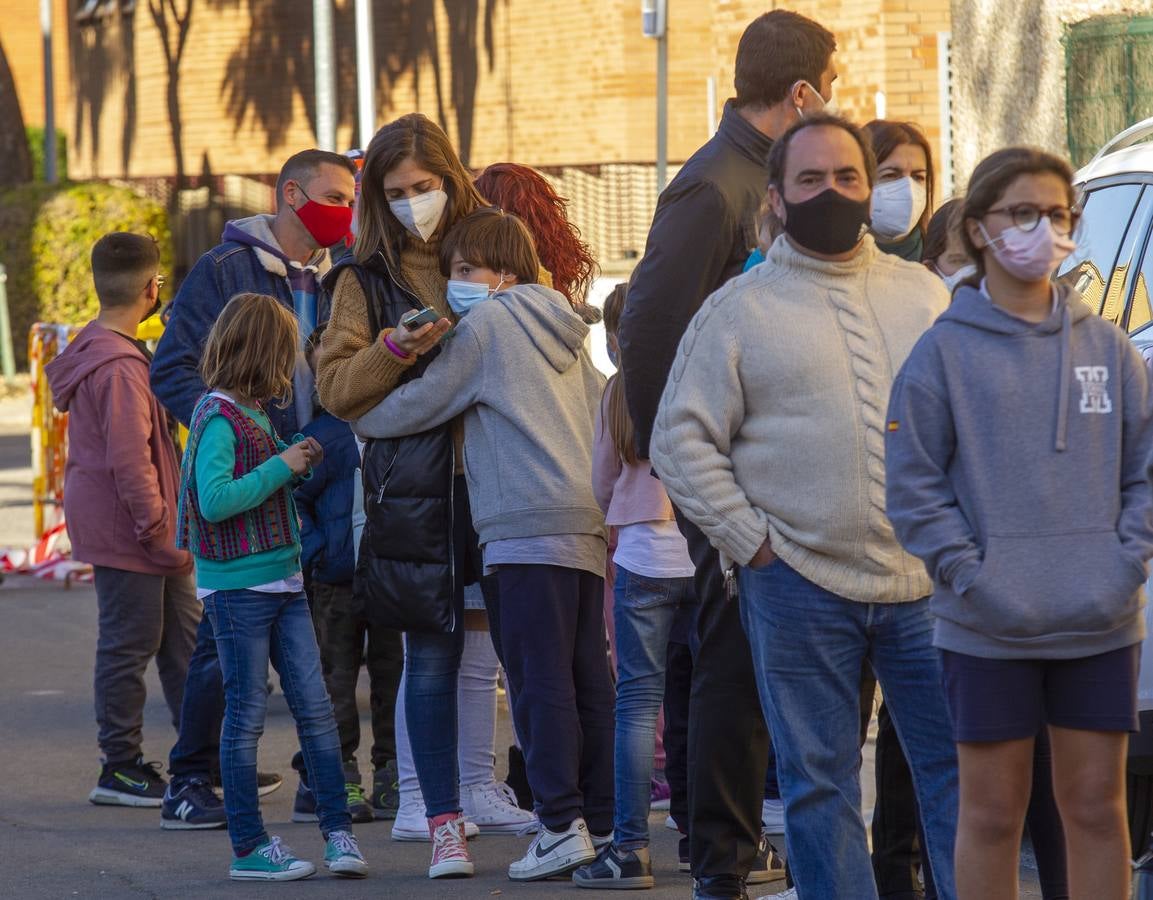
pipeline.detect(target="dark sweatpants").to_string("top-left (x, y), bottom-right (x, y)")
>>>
top-left (309, 580), bottom-right (403, 771)
top-left (93, 566), bottom-right (199, 763)
top-left (496, 564), bottom-right (616, 834)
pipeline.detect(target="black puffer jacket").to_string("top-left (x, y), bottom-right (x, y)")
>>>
top-left (323, 250), bottom-right (457, 633)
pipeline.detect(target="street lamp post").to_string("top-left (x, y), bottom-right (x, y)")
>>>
top-left (642, 0), bottom-right (668, 194)
top-left (355, 0), bottom-right (375, 148)
top-left (40, 0), bottom-right (57, 184)
top-left (313, 0), bottom-right (336, 151)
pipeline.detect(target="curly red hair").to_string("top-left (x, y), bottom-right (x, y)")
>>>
top-left (474, 163), bottom-right (598, 305)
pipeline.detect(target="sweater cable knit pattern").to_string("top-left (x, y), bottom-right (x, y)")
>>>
top-left (826, 284), bottom-right (903, 572)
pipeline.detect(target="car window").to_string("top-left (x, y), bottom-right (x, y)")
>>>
top-left (1058, 183), bottom-right (1144, 319)
top-left (1127, 223), bottom-right (1153, 333)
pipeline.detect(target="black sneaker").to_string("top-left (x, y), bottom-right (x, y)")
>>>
top-left (292, 779), bottom-right (317, 823)
top-left (89, 756), bottom-right (166, 807)
top-left (371, 760), bottom-right (400, 820)
top-left (572, 844), bottom-right (655, 890)
top-left (745, 832), bottom-right (786, 886)
top-left (211, 770), bottom-right (283, 797)
top-left (679, 835), bottom-right (690, 873)
top-left (161, 777), bottom-right (227, 830)
top-left (346, 781), bottom-right (374, 825)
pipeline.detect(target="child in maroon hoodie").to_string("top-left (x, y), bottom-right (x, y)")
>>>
top-left (46, 232), bottom-right (199, 807)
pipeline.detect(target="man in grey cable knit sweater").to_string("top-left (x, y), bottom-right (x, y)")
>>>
top-left (650, 115), bottom-right (958, 900)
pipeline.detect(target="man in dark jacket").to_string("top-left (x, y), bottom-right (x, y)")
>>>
top-left (618, 11), bottom-right (837, 899)
top-left (152, 150), bottom-right (356, 831)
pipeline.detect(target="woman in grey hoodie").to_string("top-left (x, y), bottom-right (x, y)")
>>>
top-left (886, 147), bottom-right (1153, 900)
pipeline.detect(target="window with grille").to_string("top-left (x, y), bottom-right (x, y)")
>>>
top-left (1065, 16), bottom-right (1153, 167)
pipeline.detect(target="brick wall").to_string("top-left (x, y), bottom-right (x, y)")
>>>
top-left (59, 0), bottom-right (949, 179)
top-left (2, 0), bottom-right (70, 130)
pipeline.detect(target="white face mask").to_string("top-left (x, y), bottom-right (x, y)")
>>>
top-left (793, 80), bottom-right (827, 120)
top-left (870, 177), bottom-right (927, 241)
top-left (940, 263), bottom-right (977, 293)
top-left (389, 188), bottom-right (448, 242)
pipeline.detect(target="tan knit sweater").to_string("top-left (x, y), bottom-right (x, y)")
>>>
top-left (316, 237), bottom-right (458, 421)
top-left (650, 235), bottom-right (949, 604)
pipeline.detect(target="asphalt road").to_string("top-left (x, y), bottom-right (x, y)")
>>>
top-left (0, 576), bottom-right (707, 900)
top-left (0, 394), bottom-right (1044, 900)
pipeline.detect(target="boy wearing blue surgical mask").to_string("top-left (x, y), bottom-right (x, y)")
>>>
top-left (353, 208), bottom-right (614, 886)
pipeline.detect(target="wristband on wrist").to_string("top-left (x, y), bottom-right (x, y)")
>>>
top-left (383, 332), bottom-right (411, 360)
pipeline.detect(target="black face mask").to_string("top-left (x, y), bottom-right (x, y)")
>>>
top-left (782, 187), bottom-right (872, 255)
top-left (143, 296), bottom-right (162, 322)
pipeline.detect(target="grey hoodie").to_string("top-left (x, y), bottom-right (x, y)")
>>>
top-left (353, 283), bottom-right (607, 545)
top-left (885, 283), bottom-right (1153, 659)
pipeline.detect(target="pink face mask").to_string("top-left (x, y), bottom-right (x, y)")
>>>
top-left (979, 218), bottom-right (1076, 282)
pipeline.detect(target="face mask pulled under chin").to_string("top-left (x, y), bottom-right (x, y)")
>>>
top-left (939, 263), bottom-right (977, 293)
top-left (390, 188), bottom-right (449, 242)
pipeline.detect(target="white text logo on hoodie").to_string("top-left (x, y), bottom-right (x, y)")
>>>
top-left (1075, 366), bottom-right (1113, 414)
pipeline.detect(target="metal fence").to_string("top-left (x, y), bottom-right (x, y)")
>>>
top-left (1065, 15), bottom-right (1153, 167)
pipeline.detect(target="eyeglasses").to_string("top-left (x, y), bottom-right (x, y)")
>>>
top-left (985, 204), bottom-right (1078, 236)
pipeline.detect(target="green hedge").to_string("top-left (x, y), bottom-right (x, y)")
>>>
top-left (0, 182), bottom-right (171, 368)
top-left (24, 127), bottom-right (67, 183)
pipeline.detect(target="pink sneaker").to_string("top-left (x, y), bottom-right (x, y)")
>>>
top-left (428, 814), bottom-right (474, 879)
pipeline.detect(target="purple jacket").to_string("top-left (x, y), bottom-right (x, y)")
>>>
top-left (46, 322), bottom-right (191, 576)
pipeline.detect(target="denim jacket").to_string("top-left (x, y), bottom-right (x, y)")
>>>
top-left (150, 216), bottom-right (329, 438)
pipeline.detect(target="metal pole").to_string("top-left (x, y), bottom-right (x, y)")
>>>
top-left (656, 28), bottom-right (668, 193)
top-left (40, 0), bottom-right (57, 184)
top-left (0, 265), bottom-right (16, 384)
top-left (355, 0), bottom-right (375, 148)
top-left (313, 0), bottom-right (337, 150)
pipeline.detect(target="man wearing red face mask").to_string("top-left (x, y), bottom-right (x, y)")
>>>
top-left (152, 149), bottom-right (357, 438)
top-left (148, 150), bottom-right (356, 833)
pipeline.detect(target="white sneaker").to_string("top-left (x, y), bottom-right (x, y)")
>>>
top-left (508, 816), bottom-right (596, 881)
top-left (390, 789), bottom-right (480, 842)
top-left (762, 797), bottom-right (785, 833)
top-left (665, 814), bottom-right (678, 831)
top-left (758, 889), bottom-right (797, 900)
top-left (461, 781), bottom-right (537, 834)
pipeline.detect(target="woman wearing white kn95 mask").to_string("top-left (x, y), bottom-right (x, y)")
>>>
top-left (864, 119), bottom-right (934, 262)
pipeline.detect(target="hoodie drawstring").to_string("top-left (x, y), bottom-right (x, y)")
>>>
top-left (1055, 302), bottom-right (1072, 452)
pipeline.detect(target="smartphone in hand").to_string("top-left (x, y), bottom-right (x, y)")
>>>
top-left (401, 307), bottom-right (441, 330)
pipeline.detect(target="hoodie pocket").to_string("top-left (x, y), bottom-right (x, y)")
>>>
top-left (958, 531), bottom-right (1145, 641)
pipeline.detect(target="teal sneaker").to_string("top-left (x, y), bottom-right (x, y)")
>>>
top-left (229, 836), bottom-right (316, 881)
top-left (325, 830), bottom-right (368, 878)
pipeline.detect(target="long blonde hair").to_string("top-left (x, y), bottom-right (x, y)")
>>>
top-left (355, 113), bottom-right (487, 266)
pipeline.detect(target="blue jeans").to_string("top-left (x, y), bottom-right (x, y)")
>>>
top-left (168, 613), bottom-right (226, 780)
top-left (739, 560), bottom-right (958, 900)
top-left (203, 589), bottom-right (349, 854)
top-left (612, 565), bottom-right (695, 849)
top-left (404, 621), bottom-right (464, 817)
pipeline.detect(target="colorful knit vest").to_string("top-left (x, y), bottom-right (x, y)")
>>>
top-left (176, 394), bottom-right (298, 561)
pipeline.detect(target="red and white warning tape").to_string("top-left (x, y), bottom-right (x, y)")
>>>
top-left (0, 522), bottom-right (92, 583)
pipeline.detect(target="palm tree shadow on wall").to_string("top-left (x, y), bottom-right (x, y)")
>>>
top-left (210, 0), bottom-right (502, 165)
